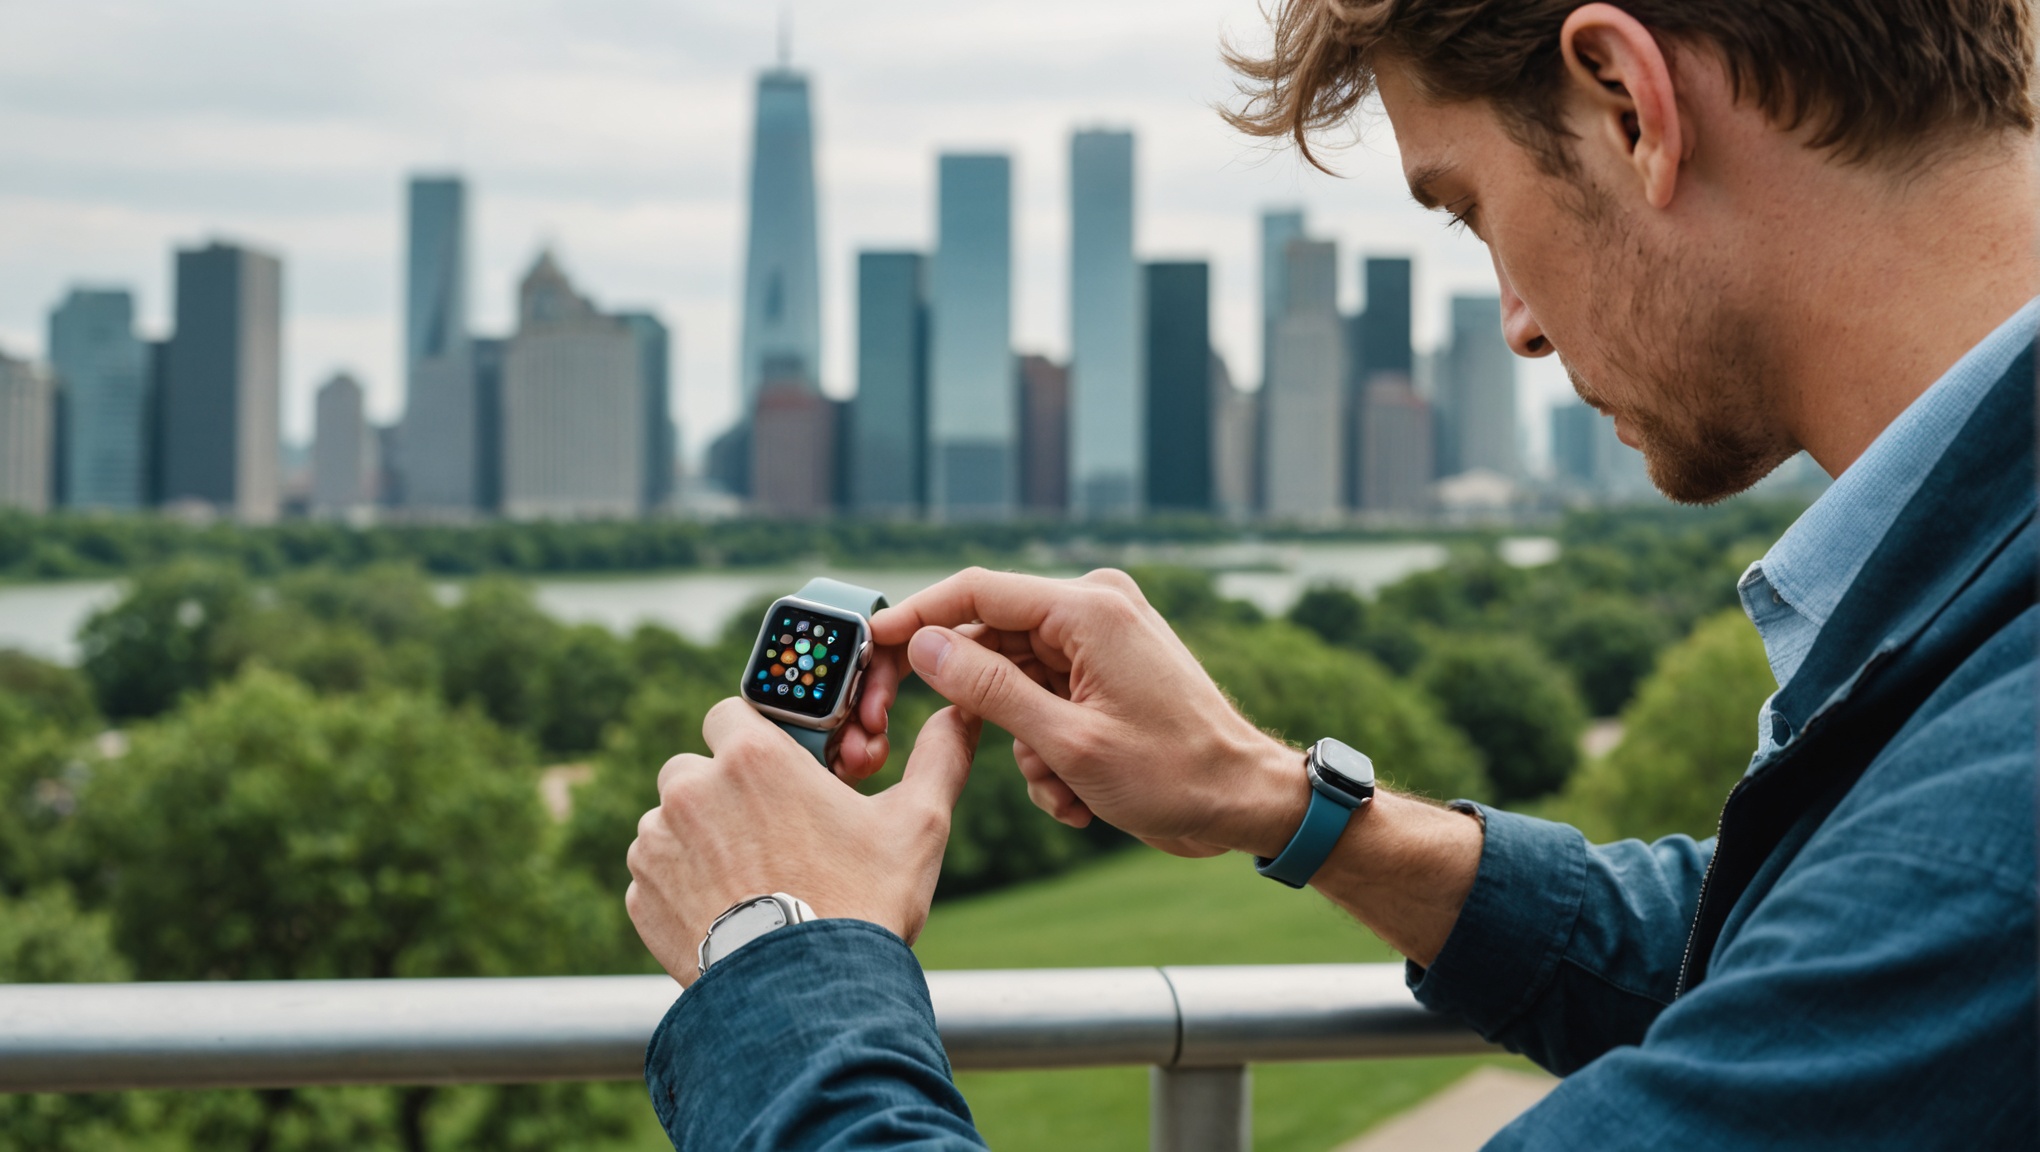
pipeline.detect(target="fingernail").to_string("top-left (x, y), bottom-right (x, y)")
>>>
top-left (909, 628), bottom-right (952, 678)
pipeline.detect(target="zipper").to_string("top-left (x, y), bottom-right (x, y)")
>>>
top-left (1675, 775), bottom-right (1748, 997)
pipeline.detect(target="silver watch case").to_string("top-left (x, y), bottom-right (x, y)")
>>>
top-left (697, 892), bottom-right (818, 974)
top-left (742, 594), bottom-right (875, 732)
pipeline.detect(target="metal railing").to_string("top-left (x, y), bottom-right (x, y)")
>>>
top-left (0, 964), bottom-right (1491, 1152)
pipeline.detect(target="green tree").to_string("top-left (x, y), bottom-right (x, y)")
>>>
top-left (1415, 636), bottom-right (1585, 804)
top-left (1557, 610), bottom-right (1775, 842)
top-left (0, 650), bottom-right (97, 735)
top-left (1285, 584), bottom-right (1428, 675)
top-left (1534, 595), bottom-right (1672, 717)
top-left (1192, 622), bottom-right (1489, 802)
top-left (536, 625), bottom-right (635, 756)
top-left (438, 578), bottom-right (562, 738)
top-left (76, 560), bottom-right (256, 720)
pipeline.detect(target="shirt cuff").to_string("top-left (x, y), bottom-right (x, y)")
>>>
top-left (644, 918), bottom-right (947, 1138)
top-left (1405, 804), bottom-right (1589, 1039)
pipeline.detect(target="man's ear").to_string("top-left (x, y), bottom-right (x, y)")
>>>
top-left (1560, 3), bottom-right (1684, 209)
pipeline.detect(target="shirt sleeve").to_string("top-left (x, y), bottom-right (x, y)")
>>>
top-left (1406, 805), bottom-right (1712, 1075)
top-left (644, 918), bottom-right (987, 1152)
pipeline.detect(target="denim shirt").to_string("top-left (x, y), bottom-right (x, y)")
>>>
top-left (644, 346), bottom-right (2037, 1150)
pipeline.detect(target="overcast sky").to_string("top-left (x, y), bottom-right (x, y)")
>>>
top-left (0, 0), bottom-right (1571, 463)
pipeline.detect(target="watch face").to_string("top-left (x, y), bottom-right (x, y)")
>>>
top-left (744, 601), bottom-right (862, 719)
top-left (1312, 738), bottom-right (1375, 804)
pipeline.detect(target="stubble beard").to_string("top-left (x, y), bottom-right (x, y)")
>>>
top-left (1563, 177), bottom-right (1797, 505)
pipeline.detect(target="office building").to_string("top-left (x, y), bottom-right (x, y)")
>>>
top-left (1259, 209), bottom-right (1307, 392)
top-left (1143, 261), bottom-right (1212, 513)
top-left (399, 176), bottom-right (476, 514)
top-left (1262, 237), bottom-right (1346, 521)
top-left (1438, 294), bottom-right (1519, 479)
top-left (750, 362), bottom-right (838, 518)
top-left (737, 65), bottom-right (822, 402)
top-left (1347, 257), bottom-right (1413, 505)
top-left (312, 372), bottom-right (375, 515)
top-left (1360, 378), bottom-right (1433, 513)
top-left (850, 252), bottom-right (928, 516)
top-left (1018, 354), bottom-right (1069, 514)
top-left (1550, 400), bottom-right (1599, 488)
top-left (48, 288), bottom-right (147, 509)
top-left (929, 153), bottom-right (1015, 519)
top-left (1068, 129), bottom-right (1141, 517)
top-left (1211, 353), bottom-right (1257, 520)
top-left (618, 312), bottom-right (675, 511)
top-left (500, 252), bottom-right (641, 520)
top-left (0, 351), bottom-right (52, 513)
top-left (472, 337), bottom-right (505, 513)
top-left (161, 241), bottom-right (282, 522)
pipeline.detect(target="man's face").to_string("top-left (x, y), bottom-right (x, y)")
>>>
top-left (1375, 61), bottom-right (1794, 503)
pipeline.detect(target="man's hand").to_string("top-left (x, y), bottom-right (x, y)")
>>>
top-left (864, 568), bottom-right (1309, 860)
top-left (626, 698), bottom-right (981, 986)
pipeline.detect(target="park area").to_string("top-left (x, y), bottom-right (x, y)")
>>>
top-left (0, 502), bottom-right (1792, 1149)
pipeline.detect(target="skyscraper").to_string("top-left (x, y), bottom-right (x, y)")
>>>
top-left (500, 252), bottom-right (642, 520)
top-left (1438, 295), bottom-right (1519, 479)
top-left (1143, 261), bottom-right (1212, 513)
top-left (472, 336), bottom-right (505, 513)
top-left (1550, 400), bottom-right (1599, 488)
top-left (400, 175), bottom-right (476, 514)
top-left (1018, 354), bottom-right (1070, 515)
top-left (1263, 237), bottom-right (1346, 521)
top-left (750, 361), bottom-right (839, 518)
top-left (850, 252), bottom-right (928, 516)
top-left (1259, 209), bottom-right (1306, 392)
top-left (0, 350), bottom-right (52, 513)
top-left (48, 288), bottom-right (147, 509)
top-left (312, 372), bottom-right (374, 515)
top-left (929, 153), bottom-right (1015, 519)
top-left (617, 312), bottom-right (675, 512)
top-left (1360, 378), bottom-right (1434, 513)
top-left (1211, 352), bottom-right (1258, 520)
top-left (162, 240), bottom-right (282, 523)
top-left (1068, 129), bottom-right (1141, 517)
top-left (1347, 257), bottom-right (1414, 506)
top-left (737, 65), bottom-right (822, 400)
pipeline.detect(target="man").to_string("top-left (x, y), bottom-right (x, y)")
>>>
top-left (626, 1), bottom-right (2039, 1146)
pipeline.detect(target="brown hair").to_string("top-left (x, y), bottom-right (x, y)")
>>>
top-left (1223, 0), bottom-right (2038, 172)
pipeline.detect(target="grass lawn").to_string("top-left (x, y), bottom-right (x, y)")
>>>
top-left (911, 847), bottom-right (1530, 1152)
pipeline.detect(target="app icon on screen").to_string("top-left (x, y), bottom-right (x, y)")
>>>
top-left (793, 686), bottom-right (806, 698)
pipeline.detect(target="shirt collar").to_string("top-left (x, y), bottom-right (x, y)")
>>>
top-left (1743, 295), bottom-right (2040, 682)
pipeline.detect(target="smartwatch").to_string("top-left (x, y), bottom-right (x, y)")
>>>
top-left (697, 892), bottom-right (817, 975)
top-left (1254, 738), bottom-right (1375, 889)
top-left (740, 577), bottom-right (888, 765)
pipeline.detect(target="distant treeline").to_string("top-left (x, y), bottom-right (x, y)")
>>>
top-left (2, 510), bottom-right (1458, 579)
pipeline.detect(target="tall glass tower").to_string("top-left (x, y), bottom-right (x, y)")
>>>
top-left (1068, 129), bottom-right (1141, 518)
top-left (738, 66), bottom-right (822, 399)
top-left (48, 288), bottom-right (147, 509)
top-left (929, 153), bottom-right (1015, 520)
top-left (401, 174), bottom-right (476, 513)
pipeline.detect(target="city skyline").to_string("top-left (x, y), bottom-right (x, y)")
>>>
top-left (0, 0), bottom-right (1574, 468)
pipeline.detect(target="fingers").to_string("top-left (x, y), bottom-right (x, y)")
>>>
top-left (701, 695), bottom-right (778, 754)
top-left (832, 723), bottom-right (890, 785)
top-left (907, 626), bottom-right (1083, 755)
top-left (896, 707), bottom-right (982, 814)
top-left (857, 645), bottom-right (905, 734)
top-left (1015, 738), bottom-right (1092, 827)
top-left (873, 568), bottom-right (1082, 646)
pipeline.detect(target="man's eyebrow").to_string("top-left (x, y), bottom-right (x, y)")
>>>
top-left (1405, 162), bottom-right (1456, 210)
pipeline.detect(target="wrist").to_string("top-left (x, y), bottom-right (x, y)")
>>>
top-left (1205, 734), bottom-right (1311, 859)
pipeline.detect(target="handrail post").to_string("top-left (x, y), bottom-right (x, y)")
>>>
top-left (1149, 1065), bottom-right (1249, 1152)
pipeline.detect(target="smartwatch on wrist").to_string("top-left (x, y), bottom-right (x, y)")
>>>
top-left (697, 892), bottom-right (818, 975)
top-left (740, 577), bottom-right (888, 765)
top-left (1255, 738), bottom-right (1375, 889)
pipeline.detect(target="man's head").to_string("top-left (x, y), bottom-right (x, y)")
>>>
top-left (1228, 1), bottom-right (2037, 502)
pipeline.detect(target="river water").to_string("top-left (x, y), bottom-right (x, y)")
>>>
top-left (0, 537), bottom-right (1558, 665)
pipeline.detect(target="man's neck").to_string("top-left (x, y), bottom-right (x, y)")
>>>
top-left (1762, 138), bottom-right (2040, 478)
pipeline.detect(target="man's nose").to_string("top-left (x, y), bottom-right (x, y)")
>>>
top-left (1497, 268), bottom-right (1553, 358)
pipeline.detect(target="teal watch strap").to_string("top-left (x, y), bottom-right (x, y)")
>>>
top-left (1254, 788), bottom-right (1358, 889)
top-left (774, 578), bottom-right (888, 765)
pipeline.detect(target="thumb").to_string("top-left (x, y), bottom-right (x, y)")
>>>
top-left (895, 706), bottom-right (983, 814)
top-left (908, 626), bottom-right (1078, 752)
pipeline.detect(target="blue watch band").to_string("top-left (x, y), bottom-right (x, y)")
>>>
top-left (773, 577), bottom-right (888, 765)
top-left (1254, 788), bottom-right (1359, 889)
